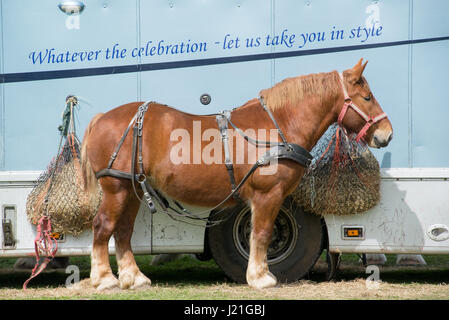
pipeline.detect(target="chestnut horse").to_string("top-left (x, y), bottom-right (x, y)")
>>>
top-left (81, 59), bottom-right (392, 290)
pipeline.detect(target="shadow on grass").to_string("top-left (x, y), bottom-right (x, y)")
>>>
top-left (308, 253), bottom-right (449, 285)
top-left (1, 253), bottom-right (449, 289)
top-left (0, 255), bottom-right (228, 289)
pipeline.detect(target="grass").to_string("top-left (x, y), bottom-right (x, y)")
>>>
top-left (1, 253), bottom-right (449, 299)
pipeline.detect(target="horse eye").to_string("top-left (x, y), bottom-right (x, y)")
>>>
top-left (363, 95), bottom-right (371, 101)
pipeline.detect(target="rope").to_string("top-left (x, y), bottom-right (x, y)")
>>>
top-left (22, 216), bottom-right (58, 289)
top-left (23, 96), bottom-right (78, 289)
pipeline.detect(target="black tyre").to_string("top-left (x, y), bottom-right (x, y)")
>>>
top-left (208, 196), bottom-right (325, 283)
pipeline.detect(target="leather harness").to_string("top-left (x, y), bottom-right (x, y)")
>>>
top-left (94, 98), bottom-right (313, 218)
top-left (94, 73), bottom-right (388, 221)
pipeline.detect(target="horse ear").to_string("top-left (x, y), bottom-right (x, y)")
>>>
top-left (348, 59), bottom-right (368, 84)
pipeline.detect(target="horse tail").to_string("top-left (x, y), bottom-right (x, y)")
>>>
top-left (81, 113), bottom-right (104, 194)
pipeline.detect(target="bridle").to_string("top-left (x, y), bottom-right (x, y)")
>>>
top-left (337, 73), bottom-right (388, 142)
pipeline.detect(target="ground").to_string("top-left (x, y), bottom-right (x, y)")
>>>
top-left (0, 254), bottom-right (449, 299)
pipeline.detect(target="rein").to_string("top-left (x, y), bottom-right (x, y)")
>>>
top-left (337, 73), bottom-right (388, 142)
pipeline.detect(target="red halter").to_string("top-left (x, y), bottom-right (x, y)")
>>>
top-left (337, 73), bottom-right (388, 142)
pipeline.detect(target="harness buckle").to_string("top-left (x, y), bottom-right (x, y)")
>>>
top-left (136, 173), bottom-right (146, 183)
top-left (138, 176), bottom-right (157, 213)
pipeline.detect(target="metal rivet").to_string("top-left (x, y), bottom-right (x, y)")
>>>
top-left (200, 94), bottom-right (211, 105)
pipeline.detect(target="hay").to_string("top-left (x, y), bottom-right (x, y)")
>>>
top-left (292, 124), bottom-right (380, 216)
top-left (26, 137), bottom-right (102, 236)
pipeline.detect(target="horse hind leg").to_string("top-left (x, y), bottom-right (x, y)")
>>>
top-left (90, 185), bottom-right (129, 290)
top-left (114, 198), bottom-right (151, 289)
top-left (246, 190), bottom-right (284, 289)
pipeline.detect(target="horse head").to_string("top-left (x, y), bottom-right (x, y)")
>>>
top-left (338, 58), bottom-right (393, 148)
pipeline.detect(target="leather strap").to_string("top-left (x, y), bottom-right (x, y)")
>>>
top-left (337, 73), bottom-right (388, 142)
top-left (96, 168), bottom-right (137, 180)
top-left (107, 113), bottom-right (138, 169)
top-left (259, 97), bottom-right (289, 146)
top-left (258, 143), bottom-right (313, 168)
top-left (216, 111), bottom-right (240, 200)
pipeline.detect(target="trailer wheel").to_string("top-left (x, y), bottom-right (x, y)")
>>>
top-left (208, 196), bottom-right (324, 283)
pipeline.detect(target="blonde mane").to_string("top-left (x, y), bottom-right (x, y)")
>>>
top-left (259, 71), bottom-right (340, 111)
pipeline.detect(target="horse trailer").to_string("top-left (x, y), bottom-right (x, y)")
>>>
top-left (0, 0), bottom-right (449, 283)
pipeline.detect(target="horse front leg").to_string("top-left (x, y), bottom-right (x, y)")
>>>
top-left (246, 189), bottom-right (285, 289)
top-left (114, 199), bottom-right (151, 289)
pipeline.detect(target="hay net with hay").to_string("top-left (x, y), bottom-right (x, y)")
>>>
top-left (292, 123), bottom-right (380, 216)
top-left (26, 96), bottom-right (102, 237)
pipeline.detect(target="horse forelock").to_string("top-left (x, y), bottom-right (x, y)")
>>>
top-left (259, 71), bottom-right (340, 111)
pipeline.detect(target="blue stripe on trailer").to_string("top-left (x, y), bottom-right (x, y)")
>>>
top-left (1, 36), bottom-right (448, 84)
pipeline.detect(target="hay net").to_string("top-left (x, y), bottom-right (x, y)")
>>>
top-left (26, 96), bottom-right (102, 237)
top-left (292, 123), bottom-right (380, 216)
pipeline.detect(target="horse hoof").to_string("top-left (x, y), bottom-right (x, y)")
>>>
top-left (396, 254), bottom-right (427, 266)
top-left (130, 276), bottom-right (152, 290)
top-left (119, 270), bottom-right (151, 290)
top-left (247, 272), bottom-right (278, 289)
top-left (94, 275), bottom-right (120, 291)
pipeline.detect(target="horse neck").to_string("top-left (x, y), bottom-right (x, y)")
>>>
top-left (269, 72), bottom-right (342, 151)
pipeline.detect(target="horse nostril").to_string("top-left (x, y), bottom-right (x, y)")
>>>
top-left (374, 133), bottom-right (390, 148)
top-left (387, 132), bottom-right (393, 143)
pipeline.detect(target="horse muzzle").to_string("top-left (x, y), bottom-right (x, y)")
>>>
top-left (371, 131), bottom-right (393, 148)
